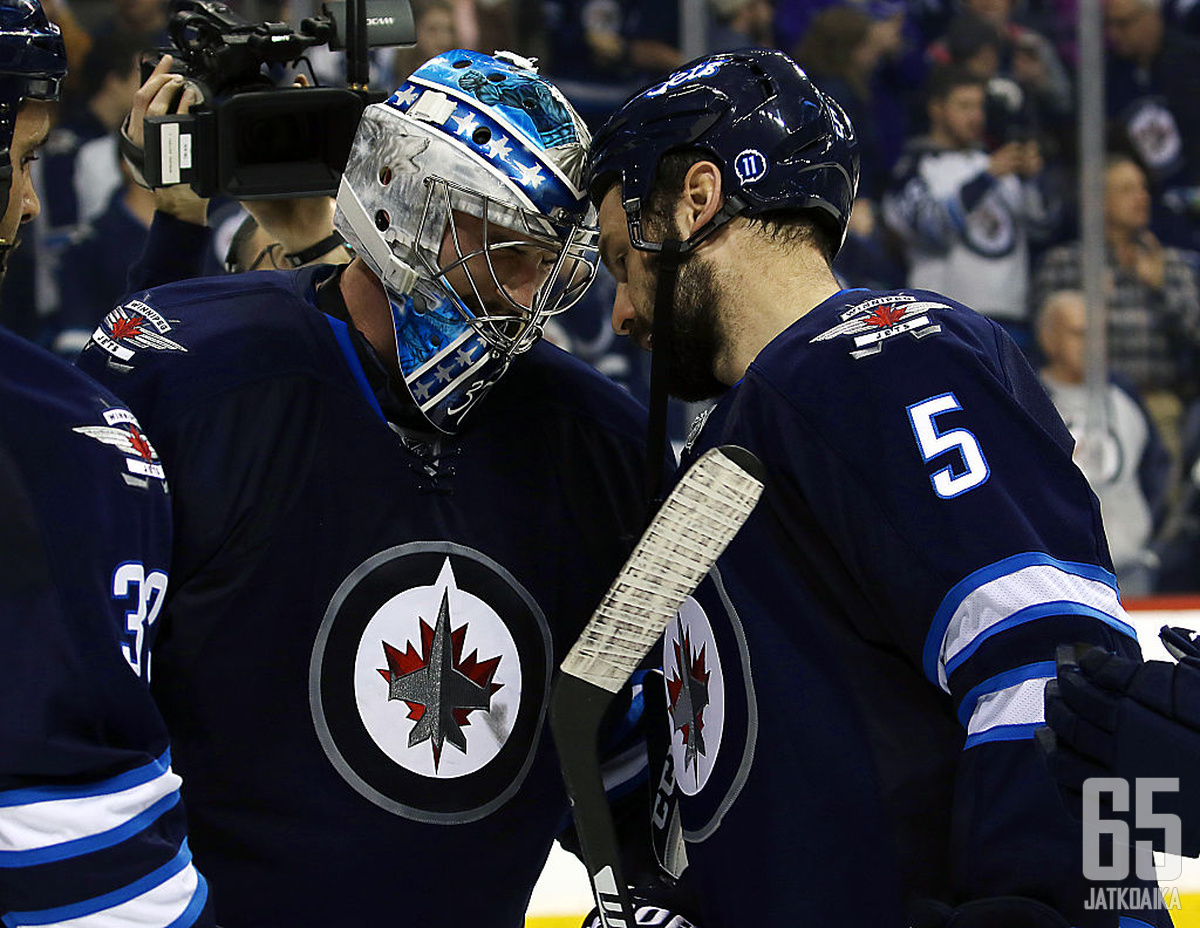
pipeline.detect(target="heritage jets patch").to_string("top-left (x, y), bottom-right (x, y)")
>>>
top-left (810, 294), bottom-right (950, 358)
top-left (91, 300), bottom-right (187, 362)
top-left (310, 542), bottom-right (552, 823)
top-left (73, 407), bottom-right (166, 486)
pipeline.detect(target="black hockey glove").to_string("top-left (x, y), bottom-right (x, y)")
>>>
top-left (909, 896), bottom-right (1069, 928)
top-left (1037, 629), bottom-right (1200, 856)
top-left (581, 895), bottom-right (697, 928)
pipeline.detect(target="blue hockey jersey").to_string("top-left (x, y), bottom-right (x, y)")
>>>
top-left (0, 328), bottom-right (211, 927)
top-left (77, 266), bottom-right (650, 927)
top-left (668, 289), bottom-right (1167, 927)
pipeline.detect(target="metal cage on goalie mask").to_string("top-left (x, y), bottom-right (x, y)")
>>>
top-left (586, 48), bottom-right (860, 255)
top-left (334, 49), bottom-right (599, 434)
top-left (0, 0), bottom-right (65, 207)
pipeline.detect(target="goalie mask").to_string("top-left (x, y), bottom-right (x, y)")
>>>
top-left (335, 49), bottom-right (598, 434)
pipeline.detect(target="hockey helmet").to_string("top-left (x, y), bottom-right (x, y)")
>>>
top-left (586, 48), bottom-right (859, 256)
top-left (0, 0), bottom-right (64, 214)
top-left (335, 49), bottom-right (598, 434)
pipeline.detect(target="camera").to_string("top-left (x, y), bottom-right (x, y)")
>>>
top-left (140, 0), bottom-right (415, 199)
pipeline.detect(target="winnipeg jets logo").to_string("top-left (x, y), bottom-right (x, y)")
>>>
top-left (811, 294), bottom-right (949, 358)
top-left (377, 585), bottom-right (504, 771)
top-left (91, 300), bottom-right (187, 362)
top-left (663, 596), bottom-right (724, 794)
top-left (311, 542), bottom-right (552, 823)
top-left (667, 613), bottom-right (710, 777)
top-left (73, 407), bottom-right (166, 485)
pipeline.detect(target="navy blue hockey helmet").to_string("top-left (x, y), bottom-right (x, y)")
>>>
top-left (586, 48), bottom-right (859, 255)
top-left (0, 0), bottom-right (65, 209)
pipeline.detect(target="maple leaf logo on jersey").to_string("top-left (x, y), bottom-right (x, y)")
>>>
top-left (91, 299), bottom-right (187, 362)
top-left (865, 304), bottom-right (907, 328)
top-left (667, 613), bottom-right (711, 778)
top-left (73, 407), bottom-right (166, 484)
top-left (811, 293), bottom-right (950, 358)
top-left (377, 587), bottom-right (503, 771)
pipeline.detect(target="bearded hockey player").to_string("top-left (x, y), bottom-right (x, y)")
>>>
top-left (587, 48), bottom-right (1166, 927)
top-left (0, 2), bottom-right (212, 923)
top-left (79, 50), bottom-right (657, 926)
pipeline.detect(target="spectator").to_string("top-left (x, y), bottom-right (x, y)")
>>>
top-left (1031, 154), bottom-right (1200, 449)
top-left (42, 29), bottom-right (141, 232)
top-left (49, 155), bottom-right (154, 357)
top-left (0, 28), bottom-right (141, 338)
top-left (390, 0), bottom-right (459, 81)
top-left (1105, 0), bottom-right (1200, 250)
top-left (796, 5), bottom-right (888, 198)
top-left (882, 66), bottom-right (1058, 350)
top-left (1037, 289), bottom-right (1170, 594)
top-left (707, 0), bottom-right (774, 52)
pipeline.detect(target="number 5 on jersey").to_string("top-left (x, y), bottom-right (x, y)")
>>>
top-left (907, 393), bottom-right (990, 499)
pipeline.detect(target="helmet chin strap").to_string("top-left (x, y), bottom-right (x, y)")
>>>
top-left (644, 237), bottom-right (682, 515)
top-left (0, 153), bottom-right (15, 274)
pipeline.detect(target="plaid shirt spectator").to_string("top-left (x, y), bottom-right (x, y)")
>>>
top-left (1031, 241), bottom-right (1200, 395)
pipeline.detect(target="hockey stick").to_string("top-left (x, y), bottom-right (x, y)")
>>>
top-left (550, 444), bottom-right (765, 928)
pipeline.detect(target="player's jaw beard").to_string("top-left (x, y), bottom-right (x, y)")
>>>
top-left (664, 255), bottom-right (728, 402)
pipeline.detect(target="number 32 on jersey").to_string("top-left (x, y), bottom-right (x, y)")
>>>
top-left (112, 562), bottom-right (168, 681)
top-left (907, 393), bottom-right (990, 499)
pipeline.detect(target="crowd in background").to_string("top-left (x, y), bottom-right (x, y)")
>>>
top-left (11, 0), bottom-right (1200, 593)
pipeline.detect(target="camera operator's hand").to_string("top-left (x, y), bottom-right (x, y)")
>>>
top-left (244, 197), bottom-right (344, 265)
top-left (125, 55), bottom-right (209, 227)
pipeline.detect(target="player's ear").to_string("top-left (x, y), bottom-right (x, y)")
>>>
top-left (678, 160), bottom-right (723, 238)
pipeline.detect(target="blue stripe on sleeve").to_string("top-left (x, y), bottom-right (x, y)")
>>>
top-left (944, 603), bottom-right (1136, 679)
top-left (956, 661), bottom-right (1056, 728)
top-left (3, 841), bottom-right (193, 926)
top-left (164, 872), bottom-right (209, 928)
top-left (0, 792), bottom-right (180, 868)
top-left (963, 722), bottom-right (1042, 750)
top-left (923, 553), bottom-right (1119, 684)
top-left (0, 750), bottom-right (171, 808)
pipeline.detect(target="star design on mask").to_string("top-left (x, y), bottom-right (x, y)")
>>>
top-left (666, 614), bottom-right (710, 778)
top-left (394, 85), bottom-right (420, 108)
top-left (452, 110), bottom-right (480, 138)
top-left (485, 134), bottom-right (512, 163)
top-left (411, 378), bottom-right (433, 402)
top-left (377, 561), bottom-right (504, 771)
top-left (513, 161), bottom-right (545, 190)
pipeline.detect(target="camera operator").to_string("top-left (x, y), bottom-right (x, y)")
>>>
top-left (121, 54), bottom-right (351, 290)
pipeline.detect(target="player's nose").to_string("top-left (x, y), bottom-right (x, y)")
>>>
top-left (611, 282), bottom-right (634, 336)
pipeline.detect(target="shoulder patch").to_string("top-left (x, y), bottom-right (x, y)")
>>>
top-left (91, 299), bottom-right (187, 362)
top-left (72, 406), bottom-right (167, 488)
top-left (810, 293), bottom-right (951, 359)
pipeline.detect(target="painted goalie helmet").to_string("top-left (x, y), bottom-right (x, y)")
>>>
top-left (335, 49), bottom-right (598, 434)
